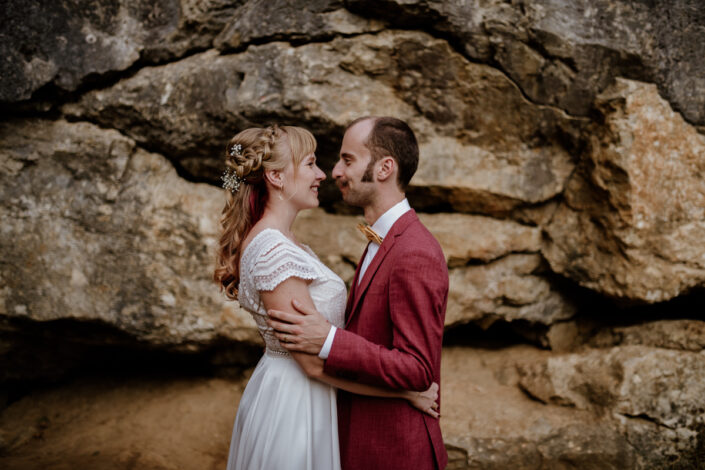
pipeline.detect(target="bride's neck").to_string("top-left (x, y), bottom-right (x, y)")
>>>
top-left (260, 199), bottom-right (298, 239)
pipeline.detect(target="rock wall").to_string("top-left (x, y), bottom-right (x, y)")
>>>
top-left (2, 1), bottom-right (704, 468)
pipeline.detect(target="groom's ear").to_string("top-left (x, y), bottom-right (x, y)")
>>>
top-left (376, 156), bottom-right (396, 182)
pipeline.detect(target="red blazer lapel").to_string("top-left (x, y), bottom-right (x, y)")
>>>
top-left (346, 210), bottom-right (419, 328)
top-left (347, 241), bottom-right (393, 327)
top-left (345, 243), bottom-right (368, 322)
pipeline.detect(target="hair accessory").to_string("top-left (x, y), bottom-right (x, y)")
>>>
top-left (221, 169), bottom-right (242, 193)
top-left (229, 143), bottom-right (242, 157)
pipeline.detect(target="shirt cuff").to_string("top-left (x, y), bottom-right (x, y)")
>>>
top-left (318, 325), bottom-right (337, 359)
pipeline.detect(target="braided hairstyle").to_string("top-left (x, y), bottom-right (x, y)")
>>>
top-left (214, 125), bottom-right (317, 300)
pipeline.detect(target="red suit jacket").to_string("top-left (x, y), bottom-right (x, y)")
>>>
top-left (324, 210), bottom-right (448, 470)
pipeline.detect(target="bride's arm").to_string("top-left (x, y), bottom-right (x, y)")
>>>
top-left (317, 373), bottom-right (440, 419)
top-left (260, 277), bottom-right (328, 373)
top-left (259, 278), bottom-right (439, 418)
top-left (292, 353), bottom-right (439, 418)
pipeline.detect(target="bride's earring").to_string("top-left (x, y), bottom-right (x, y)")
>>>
top-left (277, 176), bottom-right (285, 201)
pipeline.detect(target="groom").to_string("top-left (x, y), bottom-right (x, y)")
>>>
top-left (268, 116), bottom-right (448, 469)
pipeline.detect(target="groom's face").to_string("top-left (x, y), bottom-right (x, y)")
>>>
top-left (332, 120), bottom-right (377, 207)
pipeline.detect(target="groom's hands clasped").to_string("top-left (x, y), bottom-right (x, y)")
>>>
top-left (267, 299), bottom-right (331, 354)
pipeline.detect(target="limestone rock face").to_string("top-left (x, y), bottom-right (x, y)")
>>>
top-left (63, 30), bottom-right (580, 215)
top-left (0, 119), bottom-right (257, 349)
top-left (543, 79), bottom-right (705, 302)
top-left (417, 213), bottom-right (541, 267)
top-left (0, 0), bottom-right (247, 102)
top-left (429, 214), bottom-right (576, 332)
top-left (516, 345), bottom-right (705, 467)
top-left (447, 254), bottom-right (575, 331)
top-left (347, 0), bottom-right (705, 126)
top-left (441, 346), bottom-right (638, 470)
top-left (214, 0), bottom-right (383, 51)
top-left (588, 319), bottom-right (705, 352)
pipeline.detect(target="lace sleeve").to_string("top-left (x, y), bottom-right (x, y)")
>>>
top-left (251, 235), bottom-right (318, 292)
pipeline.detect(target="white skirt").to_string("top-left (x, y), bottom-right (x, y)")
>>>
top-left (227, 351), bottom-right (341, 470)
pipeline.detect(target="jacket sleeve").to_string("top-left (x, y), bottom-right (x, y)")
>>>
top-left (323, 246), bottom-right (448, 391)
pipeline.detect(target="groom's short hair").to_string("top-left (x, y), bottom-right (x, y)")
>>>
top-left (347, 116), bottom-right (419, 190)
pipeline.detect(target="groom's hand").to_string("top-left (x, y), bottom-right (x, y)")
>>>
top-left (267, 299), bottom-right (331, 355)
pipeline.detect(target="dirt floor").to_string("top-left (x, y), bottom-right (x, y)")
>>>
top-left (0, 373), bottom-right (249, 470)
top-left (0, 345), bottom-right (568, 470)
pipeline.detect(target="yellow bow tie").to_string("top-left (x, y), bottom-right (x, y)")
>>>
top-left (357, 223), bottom-right (384, 244)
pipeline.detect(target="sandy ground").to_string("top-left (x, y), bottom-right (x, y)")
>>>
top-left (0, 345), bottom-right (574, 470)
top-left (0, 373), bottom-right (248, 470)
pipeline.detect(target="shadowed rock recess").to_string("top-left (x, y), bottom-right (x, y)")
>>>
top-left (1, 1), bottom-right (704, 468)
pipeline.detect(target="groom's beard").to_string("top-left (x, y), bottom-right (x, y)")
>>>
top-left (340, 158), bottom-right (377, 207)
top-left (339, 180), bottom-right (376, 208)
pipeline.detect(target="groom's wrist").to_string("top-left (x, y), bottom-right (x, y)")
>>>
top-left (318, 325), bottom-right (337, 359)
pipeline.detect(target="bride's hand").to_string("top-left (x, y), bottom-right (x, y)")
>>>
top-left (406, 382), bottom-right (439, 419)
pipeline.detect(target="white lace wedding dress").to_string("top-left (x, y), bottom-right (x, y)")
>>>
top-left (226, 228), bottom-right (346, 470)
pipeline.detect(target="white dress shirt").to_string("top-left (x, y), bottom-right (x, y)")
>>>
top-left (318, 199), bottom-right (411, 359)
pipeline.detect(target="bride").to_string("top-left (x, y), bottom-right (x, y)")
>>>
top-left (214, 125), bottom-right (439, 469)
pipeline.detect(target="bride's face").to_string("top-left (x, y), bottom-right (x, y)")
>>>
top-left (282, 153), bottom-right (326, 210)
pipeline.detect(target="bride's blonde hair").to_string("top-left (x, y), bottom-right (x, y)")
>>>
top-left (214, 125), bottom-right (317, 300)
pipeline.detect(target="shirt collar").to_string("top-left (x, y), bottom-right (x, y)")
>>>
top-left (371, 199), bottom-right (411, 239)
